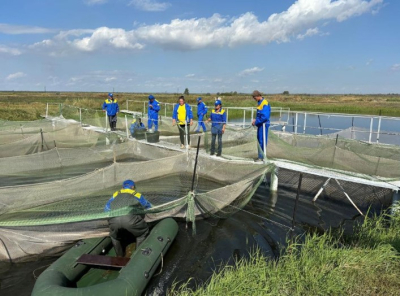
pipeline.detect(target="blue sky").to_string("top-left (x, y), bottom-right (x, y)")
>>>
top-left (0, 0), bottom-right (399, 94)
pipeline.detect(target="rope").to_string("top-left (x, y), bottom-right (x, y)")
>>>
top-left (32, 264), bottom-right (52, 280)
top-left (153, 252), bottom-right (164, 277)
top-left (204, 194), bottom-right (293, 231)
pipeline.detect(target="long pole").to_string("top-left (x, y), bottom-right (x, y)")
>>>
top-left (291, 173), bottom-right (303, 233)
top-left (191, 136), bottom-right (201, 192)
top-left (318, 115), bottom-right (323, 135)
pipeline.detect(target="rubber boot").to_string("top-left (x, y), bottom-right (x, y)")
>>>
top-left (110, 237), bottom-right (125, 257)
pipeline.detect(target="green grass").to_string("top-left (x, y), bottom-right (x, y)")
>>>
top-left (170, 210), bottom-right (400, 296)
top-left (1, 92), bottom-right (400, 121)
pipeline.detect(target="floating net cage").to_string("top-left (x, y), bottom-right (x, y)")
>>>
top-left (0, 153), bottom-right (269, 262)
top-left (0, 111), bottom-right (399, 262)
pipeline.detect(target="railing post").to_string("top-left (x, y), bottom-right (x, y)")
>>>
top-left (251, 107), bottom-right (254, 123)
top-left (303, 113), bottom-right (307, 134)
top-left (226, 108), bottom-right (229, 124)
top-left (376, 116), bottom-right (381, 143)
top-left (105, 110), bottom-right (108, 132)
top-left (79, 108), bottom-right (82, 125)
top-left (369, 117), bottom-right (373, 143)
top-left (243, 110), bottom-right (246, 128)
top-left (125, 115), bottom-right (129, 138)
top-left (295, 113), bottom-right (298, 134)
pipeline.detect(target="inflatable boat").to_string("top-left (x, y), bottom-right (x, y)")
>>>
top-left (32, 218), bottom-right (178, 296)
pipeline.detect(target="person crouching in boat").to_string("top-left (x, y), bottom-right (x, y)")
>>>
top-left (104, 179), bottom-right (152, 257)
top-left (130, 117), bottom-right (146, 137)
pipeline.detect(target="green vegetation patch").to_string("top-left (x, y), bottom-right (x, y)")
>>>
top-left (171, 211), bottom-right (400, 296)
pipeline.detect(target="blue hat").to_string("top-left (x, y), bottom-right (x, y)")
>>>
top-left (197, 97), bottom-right (202, 102)
top-left (123, 179), bottom-right (135, 188)
top-left (108, 93), bottom-right (113, 98)
top-left (215, 100), bottom-right (222, 106)
top-left (148, 95), bottom-right (155, 100)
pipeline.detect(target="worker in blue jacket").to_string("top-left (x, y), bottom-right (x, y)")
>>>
top-left (129, 117), bottom-right (146, 137)
top-left (104, 179), bottom-right (151, 257)
top-left (148, 95), bottom-right (160, 131)
top-left (195, 97), bottom-right (208, 132)
top-left (172, 96), bottom-right (193, 149)
top-left (207, 100), bottom-right (226, 157)
top-left (251, 90), bottom-right (271, 162)
top-left (102, 93), bottom-right (119, 131)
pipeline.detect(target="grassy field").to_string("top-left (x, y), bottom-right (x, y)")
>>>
top-left (1, 91), bottom-right (400, 121)
top-left (171, 210), bottom-right (400, 296)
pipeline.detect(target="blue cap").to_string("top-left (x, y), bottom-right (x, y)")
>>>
top-left (148, 95), bottom-right (155, 100)
top-left (215, 100), bottom-right (222, 106)
top-left (123, 179), bottom-right (135, 188)
top-left (108, 93), bottom-right (113, 98)
top-left (197, 97), bottom-right (202, 102)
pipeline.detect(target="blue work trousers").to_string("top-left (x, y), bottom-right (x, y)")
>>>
top-left (148, 118), bottom-right (158, 131)
top-left (211, 133), bottom-right (222, 155)
top-left (257, 124), bottom-right (270, 159)
top-left (196, 115), bottom-right (207, 132)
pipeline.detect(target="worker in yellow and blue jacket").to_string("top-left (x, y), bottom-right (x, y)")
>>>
top-left (148, 95), bottom-right (160, 131)
top-left (172, 96), bottom-right (193, 149)
top-left (104, 179), bottom-right (151, 257)
top-left (251, 90), bottom-right (271, 162)
top-left (207, 100), bottom-right (226, 157)
top-left (102, 93), bottom-right (119, 131)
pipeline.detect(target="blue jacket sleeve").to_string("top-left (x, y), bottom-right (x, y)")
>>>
top-left (116, 103), bottom-right (119, 113)
top-left (172, 104), bottom-right (178, 120)
top-left (130, 124), bottom-right (134, 135)
top-left (255, 105), bottom-right (271, 126)
top-left (222, 112), bottom-right (227, 124)
top-left (153, 102), bottom-right (160, 112)
top-left (204, 104), bottom-right (208, 115)
top-left (102, 101), bottom-right (107, 110)
top-left (137, 195), bottom-right (152, 209)
top-left (104, 197), bottom-right (113, 212)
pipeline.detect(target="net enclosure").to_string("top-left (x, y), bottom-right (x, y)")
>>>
top-left (0, 146), bottom-right (269, 262)
top-left (0, 108), bottom-right (399, 262)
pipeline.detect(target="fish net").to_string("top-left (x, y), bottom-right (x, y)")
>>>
top-left (0, 128), bottom-right (270, 261)
top-left (0, 112), bottom-right (398, 262)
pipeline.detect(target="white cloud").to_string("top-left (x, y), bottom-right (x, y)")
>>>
top-left (391, 64), bottom-right (400, 71)
top-left (0, 45), bottom-right (22, 55)
top-left (297, 27), bottom-right (320, 40)
top-left (0, 23), bottom-right (53, 34)
top-left (31, 27), bottom-right (144, 55)
top-left (239, 67), bottom-right (264, 77)
top-left (84, 0), bottom-right (108, 5)
top-left (6, 72), bottom-right (26, 80)
top-left (29, 0), bottom-right (383, 54)
top-left (105, 77), bottom-right (117, 82)
top-left (366, 59), bottom-right (373, 66)
top-left (185, 74), bottom-right (195, 78)
top-left (129, 0), bottom-right (171, 12)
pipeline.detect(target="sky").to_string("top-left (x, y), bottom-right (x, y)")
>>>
top-left (0, 0), bottom-right (399, 94)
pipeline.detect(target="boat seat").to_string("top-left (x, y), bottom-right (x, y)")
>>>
top-left (76, 254), bottom-right (130, 268)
